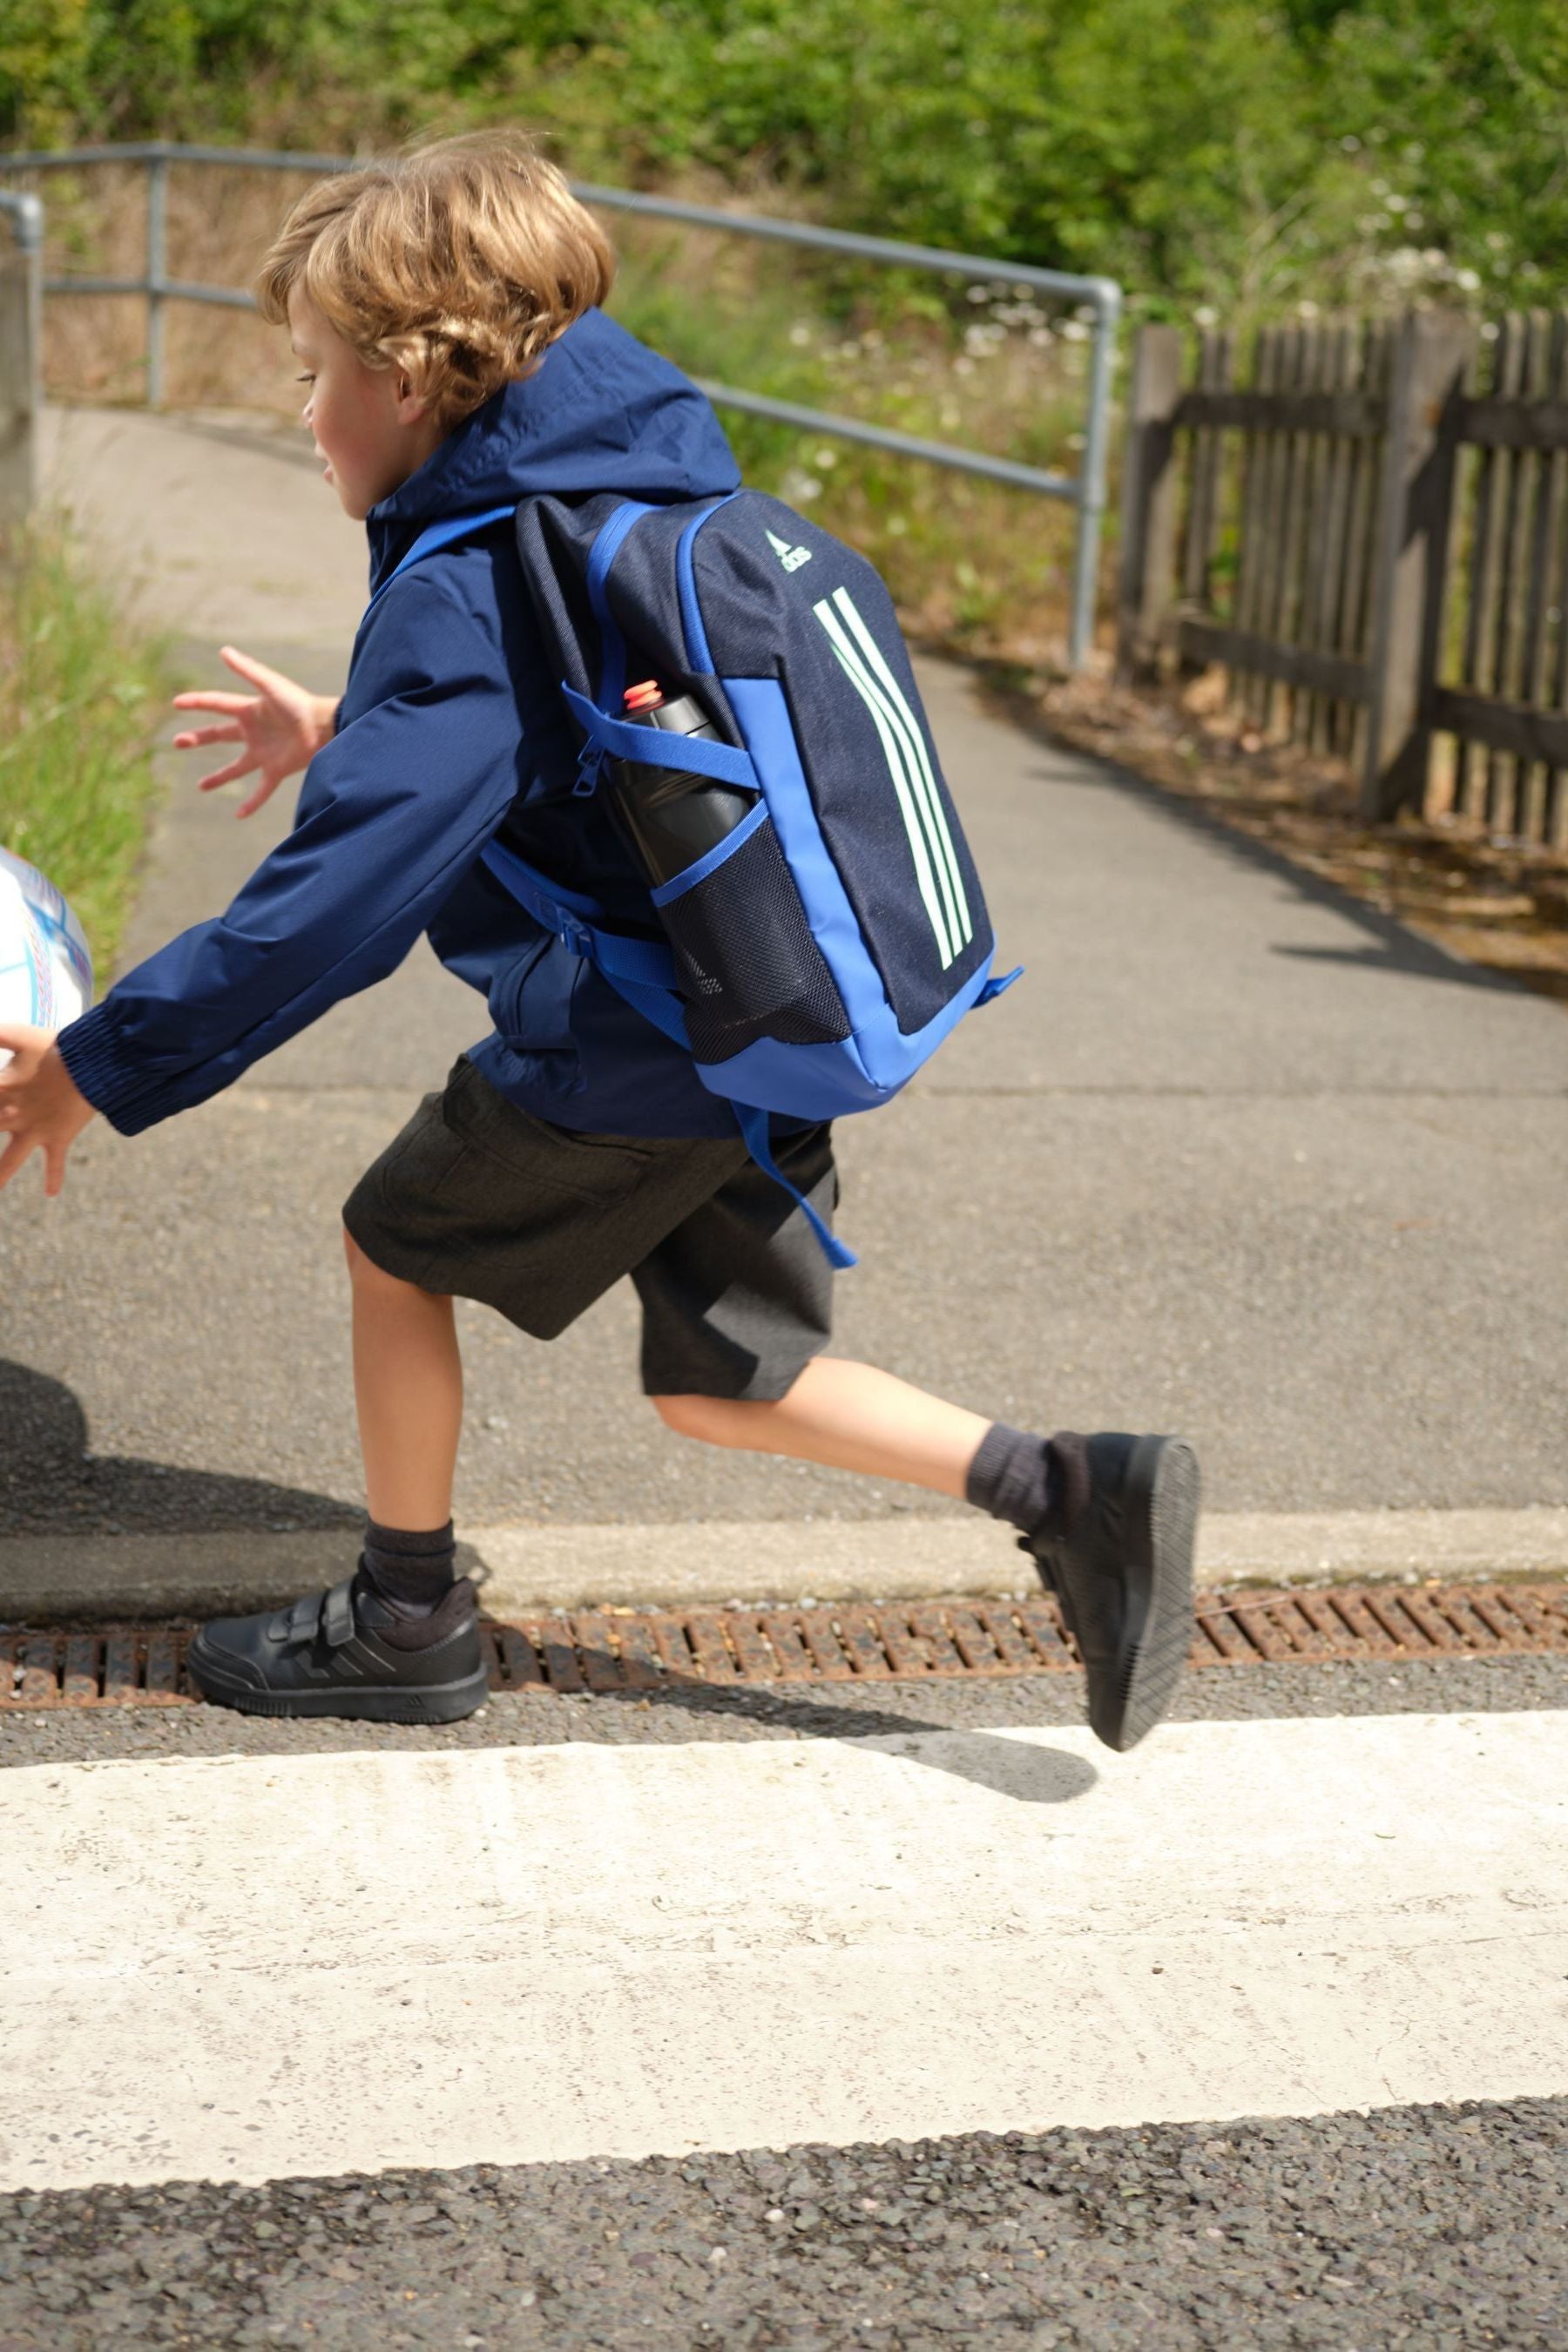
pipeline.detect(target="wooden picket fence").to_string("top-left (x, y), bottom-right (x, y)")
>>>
top-left (1117, 308), bottom-right (1568, 848)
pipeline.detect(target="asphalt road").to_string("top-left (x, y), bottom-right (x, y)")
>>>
top-left (1, 1656), bottom-right (1565, 2349)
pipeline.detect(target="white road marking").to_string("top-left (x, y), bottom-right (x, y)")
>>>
top-left (3, 1711), bottom-right (1565, 2190)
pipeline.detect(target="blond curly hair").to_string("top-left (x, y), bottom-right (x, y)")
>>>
top-left (255, 129), bottom-right (616, 432)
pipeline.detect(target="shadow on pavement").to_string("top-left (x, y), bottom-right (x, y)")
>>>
top-left (1031, 747), bottom-right (1535, 1000)
top-left (0, 1361), bottom-right (358, 1538)
top-left (578, 1677), bottom-right (1099, 1806)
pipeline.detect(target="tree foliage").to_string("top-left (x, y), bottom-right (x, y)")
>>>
top-left (3, 0), bottom-right (1564, 313)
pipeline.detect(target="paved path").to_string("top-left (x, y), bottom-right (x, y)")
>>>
top-left (2, 403), bottom-right (1565, 1619)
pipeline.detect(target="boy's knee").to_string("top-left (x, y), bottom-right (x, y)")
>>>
top-left (652, 1392), bottom-right (732, 1443)
top-left (342, 1223), bottom-right (417, 1298)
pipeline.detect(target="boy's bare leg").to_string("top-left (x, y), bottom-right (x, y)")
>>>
top-left (184, 1233), bottom-right (486, 1723)
top-left (654, 1355), bottom-right (1200, 1754)
top-left (652, 1357), bottom-right (989, 1500)
top-left (343, 1228), bottom-right (463, 1529)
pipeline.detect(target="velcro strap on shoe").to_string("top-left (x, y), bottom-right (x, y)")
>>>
top-left (321, 1578), bottom-right (356, 1652)
top-left (283, 1591), bottom-right (322, 1646)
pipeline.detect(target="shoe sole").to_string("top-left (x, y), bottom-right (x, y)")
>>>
top-left (1110, 1434), bottom-right (1200, 1753)
top-left (186, 1646), bottom-right (490, 1725)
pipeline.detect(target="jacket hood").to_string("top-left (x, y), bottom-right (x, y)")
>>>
top-left (364, 308), bottom-right (740, 591)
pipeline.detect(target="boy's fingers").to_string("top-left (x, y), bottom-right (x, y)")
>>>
top-left (0, 1132), bottom-right (33, 1194)
top-left (172, 692), bottom-right (256, 715)
top-left (235, 779), bottom-right (280, 819)
top-left (42, 1141), bottom-right (67, 1200)
top-left (220, 646), bottom-right (296, 698)
top-left (198, 756), bottom-right (259, 793)
top-left (173, 722), bottom-right (246, 748)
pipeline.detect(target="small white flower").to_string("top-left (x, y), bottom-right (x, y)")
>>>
top-left (1193, 305), bottom-right (1219, 328)
top-left (788, 323), bottom-right (813, 348)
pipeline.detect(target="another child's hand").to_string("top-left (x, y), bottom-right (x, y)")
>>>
top-left (0, 1027), bottom-right (97, 1199)
top-left (172, 645), bottom-right (341, 819)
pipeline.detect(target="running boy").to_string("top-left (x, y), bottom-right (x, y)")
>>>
top-left (0, 131), bottom-right (1198, 1750)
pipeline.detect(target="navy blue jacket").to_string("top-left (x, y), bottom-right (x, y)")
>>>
top-left (57, 309), bottom-right (749, 1139)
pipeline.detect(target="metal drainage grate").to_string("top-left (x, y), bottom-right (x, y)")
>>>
top-left (3, 1583), bottom-right (1566, 1709)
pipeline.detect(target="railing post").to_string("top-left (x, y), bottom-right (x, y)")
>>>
top-left (145, 147), bottom-right (168, 409)
top-left (1070, 280), bottom-right (1121, 672)
top-left (1115, 323), bottom-right (1184, 684)
top-left (0, 190), bottom-right (43, 533)
top-left (1361, 308), bottom-right (1472, 821)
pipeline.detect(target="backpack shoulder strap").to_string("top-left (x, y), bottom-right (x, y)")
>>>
top-left (363, 504), bottom-right (519, 617)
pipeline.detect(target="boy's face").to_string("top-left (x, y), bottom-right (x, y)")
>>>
top-left (288, 290), bottom-right (447, 522)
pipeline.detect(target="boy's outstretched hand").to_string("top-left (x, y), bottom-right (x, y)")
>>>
top-left (172, 645), bottom-right (341, 819)
top-left (0, 1027), bottom-right (96, 1199)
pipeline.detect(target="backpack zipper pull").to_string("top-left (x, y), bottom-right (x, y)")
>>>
top-left (573, 738), bottom-right (606, 798)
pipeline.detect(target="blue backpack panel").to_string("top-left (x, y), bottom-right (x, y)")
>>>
top-left (372, 489), bottom-right (1020, 1264)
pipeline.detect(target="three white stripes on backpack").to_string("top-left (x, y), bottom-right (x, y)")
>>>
top-left (813, 588), bottom-right (972, 970)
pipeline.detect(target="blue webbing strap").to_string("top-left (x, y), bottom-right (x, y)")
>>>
top-left (573, 499), bottom-right (656, 792)
top-left (480, 839), bottom-right (855, 1270)
top-left (734, 1103), bottom-right (858, 1271)
top-left (479, 841), bottom-right (678, 993)
top-left (560, 687), bottom-right (758, 786)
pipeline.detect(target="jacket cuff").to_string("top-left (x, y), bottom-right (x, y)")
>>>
top-left (56, 1003), bottom-right (182, 1137)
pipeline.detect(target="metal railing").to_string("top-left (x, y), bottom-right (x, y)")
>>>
top-left (0, 189), bottom-right (44, 527)
top-left (0, 140), bottom-right (1122, 665)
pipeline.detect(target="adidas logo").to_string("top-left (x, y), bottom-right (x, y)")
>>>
top-left (766, 527), bottom-right (813, 574)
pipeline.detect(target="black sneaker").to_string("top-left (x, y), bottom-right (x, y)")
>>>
top-left (187, 1569), bottom-right (489, 1723)
top-left (1020, 1431), bottom-right (1200, 1752)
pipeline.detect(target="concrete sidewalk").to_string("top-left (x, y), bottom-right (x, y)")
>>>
top-left (3, 402), bottom-right (1565, 1621)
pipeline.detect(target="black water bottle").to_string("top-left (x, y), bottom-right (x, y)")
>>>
top-left (609, 679), bottom-right (757, 887)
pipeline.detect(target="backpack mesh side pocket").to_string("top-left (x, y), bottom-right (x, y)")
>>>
top-left (656, 815), bottom-right (850, 1064)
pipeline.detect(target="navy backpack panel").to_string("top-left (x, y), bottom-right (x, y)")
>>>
top-left (368, 487), bottom-right (1020, 1264)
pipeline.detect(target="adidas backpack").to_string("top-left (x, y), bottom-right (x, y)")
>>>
top-left (368, 488), bottom-right (1020, 1265)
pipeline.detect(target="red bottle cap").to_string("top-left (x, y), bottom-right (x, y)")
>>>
top-left (624, 680), bottom-right (665, 712)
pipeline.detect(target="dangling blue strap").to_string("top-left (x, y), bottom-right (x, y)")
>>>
top-left (734, 1102), bottom-right (858, 1272)
top-left (363, 505), bottom-right (518, 616)
top-left (977, 963), bottom-right (1024, 1004)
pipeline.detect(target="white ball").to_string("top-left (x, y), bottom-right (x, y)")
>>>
top-left (0, 846), bottom-right (94, 1065)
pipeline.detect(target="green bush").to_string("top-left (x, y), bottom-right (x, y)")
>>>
top-left (0, 511), bottom-right (177, 988)
top-left (4, 1), bottom-right (1563, 316)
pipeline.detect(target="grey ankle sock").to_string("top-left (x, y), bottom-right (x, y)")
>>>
top-left (964, 1423), bottom-right (1053, 1536)
top-left (362, 1517), bottom-right (456, 1616)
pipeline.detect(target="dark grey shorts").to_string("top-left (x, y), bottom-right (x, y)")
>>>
top-left (341, 1055), bottom-right (837, 1401)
